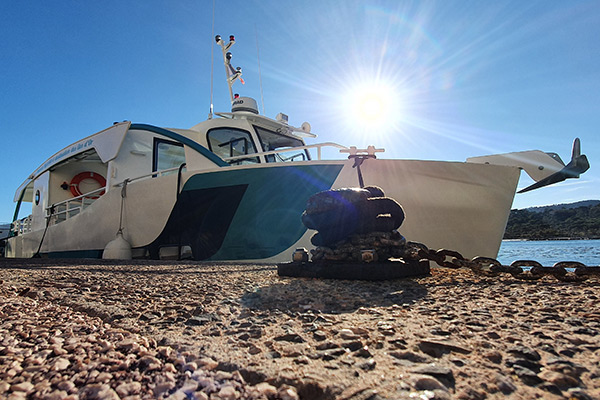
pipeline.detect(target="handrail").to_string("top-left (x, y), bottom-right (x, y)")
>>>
top-left (223, 142), bottom-right (348, 162)
top-left (112, 165), bottom-right (184, 187)
top-left (50, 187), bottom-right (105, 211)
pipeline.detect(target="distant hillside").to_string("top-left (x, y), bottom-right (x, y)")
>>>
top-left (504, 200), bottom-right (600, 240)
top-left (525, 200), bottom-right (600, 213)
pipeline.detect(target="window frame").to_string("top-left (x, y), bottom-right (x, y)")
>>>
top-left (152, 137), bottom-right (186, 174)
top-left (253, 125), bottom-right (310, 163)
top-left (206, 127), bottom-right (260, 165)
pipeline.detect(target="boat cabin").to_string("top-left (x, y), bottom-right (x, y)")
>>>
top-left (10, 100), bottom-right (323, 238)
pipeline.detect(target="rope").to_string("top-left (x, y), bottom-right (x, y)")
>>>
top-left (32, 205), bottom-right (55, 258)
top-left (117, 180), bottom-right (129, 235)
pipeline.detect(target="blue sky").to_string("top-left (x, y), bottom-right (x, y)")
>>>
top-left (1, 1), bottom-right (599, 223)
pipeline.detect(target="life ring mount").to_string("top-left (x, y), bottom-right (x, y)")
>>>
top-left (70, 171), bottom-right (106, 198)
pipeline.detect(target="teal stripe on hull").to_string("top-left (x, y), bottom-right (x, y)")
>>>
top-left (182, 164), bottom-right (343, 260)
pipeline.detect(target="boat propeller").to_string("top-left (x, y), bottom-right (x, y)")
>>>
top-left (518, 138), bottom-right (590, 193)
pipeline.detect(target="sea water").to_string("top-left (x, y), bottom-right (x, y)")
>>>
top-left (497, 239), bottom-right (600, 267)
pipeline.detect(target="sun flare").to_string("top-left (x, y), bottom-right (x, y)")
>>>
top-left (345, 83), bottom-right (400, 131)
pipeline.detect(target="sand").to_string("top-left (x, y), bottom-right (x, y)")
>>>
top-left (1, 258), bottom-right (599, 399)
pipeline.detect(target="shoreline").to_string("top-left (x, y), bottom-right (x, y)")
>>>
top-left (1, 258), bottom-right (599, 399)
top-left (502, 238), bottom-right (600, 242)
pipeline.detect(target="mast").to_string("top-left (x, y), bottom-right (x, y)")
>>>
top-left (215, 35), bottom-right (244, 103)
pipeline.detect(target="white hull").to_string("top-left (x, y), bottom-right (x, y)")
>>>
top-left (7, 158), bottom-right (519, 262)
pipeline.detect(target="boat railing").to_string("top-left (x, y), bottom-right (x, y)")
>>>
top-left (223, 142), bottom-right (348, 163)
top-left (11, 215), bottom-right (32, 235)
top-left (34, 167), bottom-right (181, 227)
top-left (111, 165), bottom-right (185, 187)
top-left (47, 187), bottom-right (105, 225)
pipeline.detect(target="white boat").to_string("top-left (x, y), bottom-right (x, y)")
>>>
top-left (5, 36), bottom-right (589, 261)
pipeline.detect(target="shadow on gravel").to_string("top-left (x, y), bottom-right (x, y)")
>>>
top-left (0, 258), bottom-right (276, 275)
top-left (240, 277), bottom-right (427, 314)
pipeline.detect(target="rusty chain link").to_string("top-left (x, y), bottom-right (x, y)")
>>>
top-left (409, 241), bottom-right (600, 282)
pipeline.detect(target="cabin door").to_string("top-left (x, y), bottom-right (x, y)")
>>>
top-left (32, 171), bottom-right (50, 231)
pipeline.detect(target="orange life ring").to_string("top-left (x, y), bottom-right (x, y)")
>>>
top-left (70, 172), bottom-right (106, 198)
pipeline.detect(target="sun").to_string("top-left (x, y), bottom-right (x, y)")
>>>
top-left (345, 83), bottom-right (399, 131)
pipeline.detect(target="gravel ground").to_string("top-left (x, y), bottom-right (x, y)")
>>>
top-left (1, 258), bottom-right (599, 400)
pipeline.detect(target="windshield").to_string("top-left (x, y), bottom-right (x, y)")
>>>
top-left (254, 126), bottom-right (310, 163)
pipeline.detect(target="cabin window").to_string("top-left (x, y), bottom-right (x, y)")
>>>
top-left (153, 139), bottom-right (185, 175)
top-left (207, 128), bottom-right (259, 165)
top-left (254, 126), bottom-right (309, 163)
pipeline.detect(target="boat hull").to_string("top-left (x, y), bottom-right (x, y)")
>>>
top-left (6, 159), bottom-right (520, 262)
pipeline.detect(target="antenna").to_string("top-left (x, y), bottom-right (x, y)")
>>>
top-left (215, 34), bottom-right (244, 103)
top-left (208, 0), bottom-right (215, 119)
top-left (255, 25), bottom-right (265, 115)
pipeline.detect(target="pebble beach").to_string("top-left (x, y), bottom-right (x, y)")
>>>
top-left (1, 258), bottom-right (599, 400)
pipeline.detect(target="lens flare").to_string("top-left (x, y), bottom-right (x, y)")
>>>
top-left (345, 83), bottom-right (399, 131)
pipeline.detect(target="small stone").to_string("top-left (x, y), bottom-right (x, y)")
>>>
top-left (81, 384), bottom-right (120, 400)
top-left (217, 385), bottom-right (239, 400)
top-left (154, 381), bottom-right (176, 397)
top-left (430, 327), bottom-right (451, 336)
top-left (494, 373), bottom-right (517, 394)
top-left (274, 333), bottom-right (305, 343)
top-left (316, 341), bottom-right (339, 350)
top-left (186, 314), bottom-right (218, 326)
top-left (138, 355), bottom-right (162, 371)
top-left (321, 348), bottom-right (346, 361)
top-left (354, 346), bottom-right (373, 358)
top-left (389, 350), bottom-right (431, 363)
top-left (278, 385), bottom-right (300, 400)
top-left (313, 330), bottom-right (327, 341)
top-left (115, 382), bottom-right (142, 397)
top-left (280, 343), bottom-right (307, 357)
top-left (196, 357), bottom-right (218, 370)
top-left (483, 350), bottom-right (502, 364)
top-left (359, 359), bottom-right (376, 371)
top-left (11, 381), bottom-right (34, 393)
top-left (538, 370), bottom-right (579, 388)
top-left (507, 345), bottom-right (541, 361)
top-left (191, 391), bottom-right (209, 400)
top-left (215, 371), bottom-right (233, 381)
top-left (182, 361), bottom-right (197, 373)
top-left (513, 366), bottom-right (543, 385)
top-left (566, 388), bottom-right (595, 400)
top-left (43, 390), bottom-right (69, 400)
top-left (339, 329), bottom-right (359, 340)
top-left (267, 351), bottom-right (282, 359)
top-left (456, 387), bottom-right (486, 400)
top-left (418, 339), bottom-right (471, 358)
top-left (116, 339), bottom-right (140, 353)
top-left (53, 357), bottom-right (70, 371)
top-left (248, 344), bottom-right (262, 355)
top-left (411, 374), bottom-right (448, 391)
top-left (254, 382), bottom-right (278, 397)
top-left (539, 383), bottom-right (563, 395)
top-left (350, 327), bottom-right (369, 337)
top-left (96, 372), bottom-right (112, 383)
top-left (294, 355), bottom-right (310, 364)
top-left (343, 341), bottom-right (363, 352)
top-left (411, 365), bottom-right (455, 388)
top-left (505, 356), bottom-right (541, 372)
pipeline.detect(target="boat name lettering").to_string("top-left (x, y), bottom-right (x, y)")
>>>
top-left (232, 99), bottom-right (244, 105)
top-left (36, 139), bottom-right (94, 175)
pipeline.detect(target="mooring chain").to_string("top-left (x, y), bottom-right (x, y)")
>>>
top-left (407, 242), bottom-right (600, 282)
